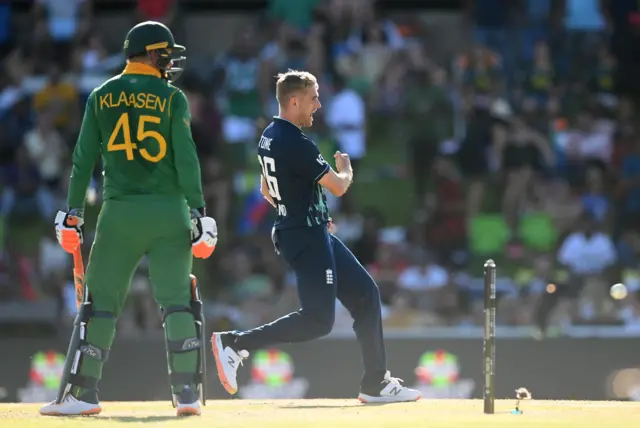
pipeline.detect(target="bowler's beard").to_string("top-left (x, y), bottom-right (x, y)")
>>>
top-left (302, 116), bottom-right (313, 128)
top-left (299, 113), bottom-right (314, 128)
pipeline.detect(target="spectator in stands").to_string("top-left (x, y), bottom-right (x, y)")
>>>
top-left (33, 64), bottom-right (80, 136)
top-left (33, 0), bottom-right (91, 68)
top-left (37, 229), bottom-right (69, 313)
top-left (403, 67), bottom-right (453, 202)
top-left (260, 24), bottom-right (323, 115)
top-left (368, 243), bottom-right (405, 305)
top-left (425, 155), bottom-right (467, 257)
top-left (466, 0), bottom-right (515, 87)
top-left (562, 0), bottom-right (607, 73)
top-left (215, 27), bottom-right (263, 170)
top-left (397, 252), bottom-right (458, 324)
top-left (374, 51), bottom-right (406, 113)
top-left (498, 116), bottom-right (555, 230)
top-left (351, 207), bottom-right (384, 267)
top-left (0, 146), bottom-right (56, 221)
top-left (22, 108), bottom-right (67, 193)
top-left (347, 11), bottom-right (404, 95)
top-left (457, 100), bottom-right (509, 217)
top-left (268, 0), bottom-right (321, 31)
top-left (227, 249), bottom-right (275, 328)
top-left (72, 34), bottom-right (123, 75)
top-left (580, 166), bottom-right (610, 224)
top-left (536, 179), bottom-right (583, 235)
top-left (561, 110), bottom-right (606, 183)
top-left (619, 136), bottom-right (640, 231)
top-left (589, 44), bottom-right (617, 104)
top-left (3, 0), bottom-right (638, 332)
top-left (326, 74), bottom-right (366, 174)
top-left (181, 74), bottom-right (229, 231)
top-left (459, 45), bottom-right (505, 105)
top-left (0, 97), bottom-right (30, 168)
top-left (517, 0), bottom-right (558, 64)
top-left (331, 197), bottom-right (364, 245)
top-left (519, 41), bottom-right (556, 107)
top-left (0, 70), bottom-right (23, 120)
top-left (5, 44), bottom-right (36, 85)
top-left (557, 214), bottom-right (617, 321)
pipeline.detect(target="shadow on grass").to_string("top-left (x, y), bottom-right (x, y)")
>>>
top-left (99, 416), bottom-right (188, 422)
top-left (278, 402), bottom-right (394, 409)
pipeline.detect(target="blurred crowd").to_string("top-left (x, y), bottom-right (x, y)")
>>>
top-left (2, 0), bottom-right (640, 337)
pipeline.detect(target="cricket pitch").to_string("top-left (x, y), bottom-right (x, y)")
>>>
top-left (1, 399), bottom-right (639, 427)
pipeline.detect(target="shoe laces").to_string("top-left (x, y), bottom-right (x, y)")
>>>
top-left (383, 371), bottom-right (404, 386)
top-left (234, 349), bottom-right (250, 367)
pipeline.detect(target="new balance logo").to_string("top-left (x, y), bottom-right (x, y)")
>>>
top-left (326, 269), bottom-right (334, 285)
top-left (317, 154), bottom-right (326, 166)
top-left (228, 356), bottom-right (236, 368)
top-left (389, 387), bottom-right (402, 396)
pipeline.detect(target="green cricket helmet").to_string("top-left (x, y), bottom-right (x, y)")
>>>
top-left (123, 21), bottom-right (185, 81)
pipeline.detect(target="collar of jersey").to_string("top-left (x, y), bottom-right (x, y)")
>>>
top-left (122, 62), bottom-right (161, 78)
top-left (274, 116), bottom-right (301, 130)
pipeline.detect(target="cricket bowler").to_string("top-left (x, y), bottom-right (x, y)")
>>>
top-left (40, 21), bottom-right (217, 417)
top-left (211, 70), bottom-right (421, 403)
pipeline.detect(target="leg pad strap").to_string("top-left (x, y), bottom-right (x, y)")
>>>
top-left (68, 373), bottom-right (99, 390)
top-left (65, 304), bottom-right (115, 390)
top-left (171, 372), bottom-right (203, 385)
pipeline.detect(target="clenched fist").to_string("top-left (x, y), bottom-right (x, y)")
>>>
top-left (334, 151), bottom-right (352, 173)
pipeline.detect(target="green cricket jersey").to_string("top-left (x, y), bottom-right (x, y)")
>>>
top-left (68, 62), bottom-right (205, 210)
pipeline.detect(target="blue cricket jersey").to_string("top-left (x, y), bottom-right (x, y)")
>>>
top-left (257, 117), bottom-right (330, 230)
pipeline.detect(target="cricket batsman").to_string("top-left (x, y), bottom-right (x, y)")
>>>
top-left (211, 70), bottom-right (421, 403)
top-left (39, 21), bottom-right (216, 417)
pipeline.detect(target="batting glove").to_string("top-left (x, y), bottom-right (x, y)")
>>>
top-left (54, 209), bottom-right (84, 254)
top-left (190, 208), bottom-right (217, 259)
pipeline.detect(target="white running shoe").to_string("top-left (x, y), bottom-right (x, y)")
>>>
top-left (40, 394), bottom-right (102, 416)
top-left (211, 332), bottom-right (249, 395)
top-left (358, 371), bottom-right (422, 403)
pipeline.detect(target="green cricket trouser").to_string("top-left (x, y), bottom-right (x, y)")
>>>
top-left (78, 194), bottom-right (197, 393)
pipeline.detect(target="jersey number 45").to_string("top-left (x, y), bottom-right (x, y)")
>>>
top-left (107, 112), bottom-right (167, 163)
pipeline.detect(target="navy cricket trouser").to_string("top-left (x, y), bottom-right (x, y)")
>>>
top-left (233, 225), bottom-right (387, 389)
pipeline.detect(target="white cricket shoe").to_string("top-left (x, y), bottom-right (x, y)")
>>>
top-left (211, 332), bottom-right (249, 395)
top-left (40, 394), bottom-right (101, 416)
top-left (358, 371), bottom-right (422, 403)
top-left (175, 386), bottom-right (201, 417)
top-left (176, 401), bottom-right (201, 417)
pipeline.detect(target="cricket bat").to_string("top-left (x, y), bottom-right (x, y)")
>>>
top-left (72, 246), bottom-right (85, 308)
top-left (66, 215), bottom-right (86, 308)
top-left (55, 217), bottom-right (86, 404)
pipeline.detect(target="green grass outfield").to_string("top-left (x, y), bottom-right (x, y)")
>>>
top-left (2, 399), bottom-right (639, 428)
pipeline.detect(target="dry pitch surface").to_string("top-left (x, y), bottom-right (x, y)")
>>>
top-left (1, 399), bottom-right (639, 427)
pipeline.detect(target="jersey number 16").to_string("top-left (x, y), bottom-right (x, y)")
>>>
top-left (258, 155), bottom-right (281, 201)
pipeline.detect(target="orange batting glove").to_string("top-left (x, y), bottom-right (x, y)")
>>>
top-left (54, 210), bottom-right (84, 254)
top-left (190, 208), bottom-right (218, 259)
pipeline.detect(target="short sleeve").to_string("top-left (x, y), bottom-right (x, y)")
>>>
top-left (293, 135), bottom-right (330, 182)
